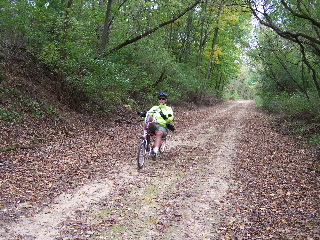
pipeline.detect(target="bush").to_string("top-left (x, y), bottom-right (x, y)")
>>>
top-left (256, 91), bottom-right (320, 120)
top-left (256, 90), bottom-right (320, 145)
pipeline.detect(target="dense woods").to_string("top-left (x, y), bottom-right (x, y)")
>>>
top-left (0, 0), bottom-right (319, 143)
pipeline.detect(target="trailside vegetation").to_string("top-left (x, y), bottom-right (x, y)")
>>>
top-left (0, 0), bottom-right (251, 110)
top-left (0, 0), bottom-right (319, 144)
top-left (247, 0), bottom-right (320, 144)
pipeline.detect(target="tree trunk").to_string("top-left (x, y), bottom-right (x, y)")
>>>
top-left (99, 0), bottom-right (113, 54)
top-left (57, 0), bottom-right (73, 101)
top-left (199, 5), bottom-right (222, 103)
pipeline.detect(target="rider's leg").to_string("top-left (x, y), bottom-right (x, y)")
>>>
top-left (145, 115), bottom-right (155, 129)
top-left (153, 130), bottom-right (164, 154)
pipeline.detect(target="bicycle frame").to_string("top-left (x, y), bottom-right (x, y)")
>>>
top-left (137, 111), bottom-right (167, 169)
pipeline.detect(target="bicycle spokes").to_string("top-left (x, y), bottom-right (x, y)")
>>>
top-left (137, 141), bottom-right (147, 169)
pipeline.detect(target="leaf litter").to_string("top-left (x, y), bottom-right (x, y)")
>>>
top-left (0, 100), bottom-right (319, 239)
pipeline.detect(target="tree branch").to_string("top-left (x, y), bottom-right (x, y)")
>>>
top-left (280, 0), bottom-right (320, 29)
top-left (104, 0), bottom-right (202, 56)
top-left (249, 4), bottom-right (320, 56)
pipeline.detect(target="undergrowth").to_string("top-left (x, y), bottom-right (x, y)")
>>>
top-left (0, 79), bottom-right (59, 122)
top-left (256, 92), bottom-right (320, 146)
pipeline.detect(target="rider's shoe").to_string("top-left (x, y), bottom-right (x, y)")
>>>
top-left (150, 150), bottom-right (157, 160)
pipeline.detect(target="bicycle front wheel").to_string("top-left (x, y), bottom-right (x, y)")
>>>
top-left (137, 141), bottom-right (147, 169)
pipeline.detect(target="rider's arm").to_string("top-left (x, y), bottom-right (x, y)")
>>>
top-left (165, 107), bottom-right (174, 123)
top-left (149, 106), bottom-right (158, 117)
top-left (159, 107), bottom-right (174, 123)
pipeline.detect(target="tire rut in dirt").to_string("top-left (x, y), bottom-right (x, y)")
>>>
top-left (1, 101), bottom-right (251, 239)
top-left (62, 101), bottom-right (249, 239)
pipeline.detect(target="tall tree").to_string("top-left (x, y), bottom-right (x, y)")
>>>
top-left (99, 0), bottom-right (114, 54)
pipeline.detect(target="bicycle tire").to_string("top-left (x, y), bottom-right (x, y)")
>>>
top-left (137, 141), bottom-right (147, 169)
top-left (159, 138), bottom-right (166, 154)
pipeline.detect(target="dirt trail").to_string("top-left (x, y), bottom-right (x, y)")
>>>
top-left (1, 100), bottom-right (319, 239)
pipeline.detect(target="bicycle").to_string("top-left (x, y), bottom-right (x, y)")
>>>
top-left (137, 111), bottom-right (167, 169)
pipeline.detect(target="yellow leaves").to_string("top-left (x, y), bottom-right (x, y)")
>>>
top-left (219, 14), bottom-right (239, 26)
top-left (213, 45), bottom-right (223, 64)
top-left (43, 180), bottom-right (53, 187)
top-left (225, 233), bottom-right (232, 239)
top-left (204, 45), bottom-right (224, 64)
top-left (123, 104), bottom-right (132, 109)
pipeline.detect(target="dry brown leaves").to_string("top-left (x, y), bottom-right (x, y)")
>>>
top-left (1, 102), bottom-right (319, 239)
top-left (216, 108), bottom-right (320, 239)
top-left (0, 103), bottom-right (198, 222)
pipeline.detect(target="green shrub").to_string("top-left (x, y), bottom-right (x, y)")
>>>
top-left (256, 90), bottom-right (320, 145)
top-left (256, 91), bottom-right (320, 119)
top-left (0, 108), bottom-right (21, 121)
top-left (308, 134), bottom-right (320, 146)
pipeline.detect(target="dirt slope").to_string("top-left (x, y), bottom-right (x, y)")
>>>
top-left (1, 100), bottom-right (319, 239)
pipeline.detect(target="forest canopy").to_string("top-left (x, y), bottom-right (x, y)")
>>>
top-left (0, 0), bottom-right (319, 135)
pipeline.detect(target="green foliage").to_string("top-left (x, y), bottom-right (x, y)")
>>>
top-left (308, 135), bottom-right (320, 146)
top-left (1, 0), bottom-right (318, 152)
top-left (247, 4), bottom-right (320, 145)
top-left (249, 0), bottom-right (320, 100)
top-left (168, 63), bottom-right (202, 102)
top-left (23, 98), bottom-right (58, 117)
top-left (255, 90), bottom-right (320, 145)
top-left (0, 108), bottom-right (21, 121)
top-left (0, 0), bottom-right (253, 112)
top-left (0, 50), bottom-right (4, 82)
top-left (0, 78), bottom-right (59, 121)
top-left (66, 59), bottom-right (129, 112)
top-left (256, 91), bottom-right (320, 117)
top-left (0, 81), bottom-right (21, 121)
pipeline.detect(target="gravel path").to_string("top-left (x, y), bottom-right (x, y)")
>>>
top-left (1, 100), bottom-right (319, 239)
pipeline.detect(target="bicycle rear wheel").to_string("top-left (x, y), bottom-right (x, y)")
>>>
top-left (137, 141), bottom-right (147, 169)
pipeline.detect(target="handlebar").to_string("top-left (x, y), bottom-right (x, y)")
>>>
top-left (144, 112), bottom-right (157, 125)
top-left (137, 110), bottom-right (160, 127)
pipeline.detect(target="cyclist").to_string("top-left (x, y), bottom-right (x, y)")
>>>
top-left (139, 92), bottom-right (174, 157)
